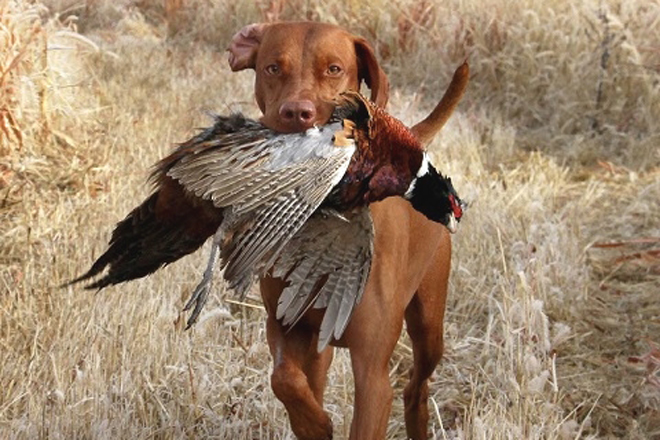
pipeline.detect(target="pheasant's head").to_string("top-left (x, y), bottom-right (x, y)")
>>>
top-left (332, 92), bottom-right (465, 232)
top-left (405, 158), bottom-right (465, 233)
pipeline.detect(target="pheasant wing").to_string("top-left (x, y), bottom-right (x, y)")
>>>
top-left (217, 148), bottom-right (356, 297)
top-left (166, 120), bottom-right (357, 298)
top-left (273, 208), bottom-right (374, 351)
top-left (167, 122), bottom-right (352, 215)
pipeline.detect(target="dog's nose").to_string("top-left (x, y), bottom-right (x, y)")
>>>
top-left (279, 100), bottom-right (317, 130)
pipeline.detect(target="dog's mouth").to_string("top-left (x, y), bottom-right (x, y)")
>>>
top-left (261, 101), bottom-right (336, 133)
top-left (259, 115), bottom-right (320, 133)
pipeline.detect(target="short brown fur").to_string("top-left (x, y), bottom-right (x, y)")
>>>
top-left (228, 22), bottom-right (468, 440)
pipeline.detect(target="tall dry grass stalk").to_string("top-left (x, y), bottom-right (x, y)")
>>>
top-left (0, 2), bottom-right (45, 152)
top-left (1, 0), bottom-right (659, 438)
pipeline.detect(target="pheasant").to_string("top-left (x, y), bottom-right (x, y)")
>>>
top-left (70, 92), bottom-right (465, 350)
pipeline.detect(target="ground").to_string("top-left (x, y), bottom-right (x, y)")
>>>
top-left (1, 0), bottom-right (659, 438)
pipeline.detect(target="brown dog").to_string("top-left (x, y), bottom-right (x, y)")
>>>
top-left (228, 22), bottom-right (468, 440)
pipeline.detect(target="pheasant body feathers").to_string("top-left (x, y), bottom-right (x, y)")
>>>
top-left (70, 92), bottom-right (464, 350)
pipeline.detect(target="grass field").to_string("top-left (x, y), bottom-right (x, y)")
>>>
top-left (1, 0), bottom-right (659, 438)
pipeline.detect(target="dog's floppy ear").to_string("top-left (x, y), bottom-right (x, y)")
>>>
top-left (354, 38), bottom-right (389, 108)
top-left (227, 23), bottom-right (269, 71)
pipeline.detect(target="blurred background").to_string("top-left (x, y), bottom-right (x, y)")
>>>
top-left (1, 0), bottom-right (658, 438)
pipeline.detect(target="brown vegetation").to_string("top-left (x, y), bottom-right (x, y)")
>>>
top-left (1, 0), bottom-right (658, 438)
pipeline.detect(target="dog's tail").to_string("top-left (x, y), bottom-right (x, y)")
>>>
top-left (411, 61), bottom-right (469, 145)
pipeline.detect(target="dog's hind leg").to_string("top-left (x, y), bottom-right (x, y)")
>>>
top-left (403, 229), bottom-right (452, 440)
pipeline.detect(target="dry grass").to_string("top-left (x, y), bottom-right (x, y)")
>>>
top-left (1, 0), bottom-right (659, 438)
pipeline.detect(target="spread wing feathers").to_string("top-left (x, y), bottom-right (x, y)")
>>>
top-left (272, 208), bottom-right (374, 351)
top-left (216, 148), bottom-right (356, 298)
top-left (165, 120), bottom-right (357, 299)
top-left (167, 123), bottom-right (352, 216)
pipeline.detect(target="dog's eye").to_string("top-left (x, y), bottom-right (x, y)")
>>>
top-left (327, 64), bottom-right (342, 76)
top-left (265, 64), bottom-right (280, 75)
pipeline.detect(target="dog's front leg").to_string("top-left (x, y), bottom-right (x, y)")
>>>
top-left (344, 280), bottom-right (404, 440)
top-left (261, 277), bottom-right (335, 440)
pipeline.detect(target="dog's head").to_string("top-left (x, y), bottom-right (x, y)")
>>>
top-left (228, 22), bottom-right (389, 133)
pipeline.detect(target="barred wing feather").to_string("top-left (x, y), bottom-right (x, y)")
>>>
top-left (273, 208), bottom-right (374, 351)
top-left (168, 123), bottom-right (351, 215)
top-left (167, 121), bottom-right (357, 301)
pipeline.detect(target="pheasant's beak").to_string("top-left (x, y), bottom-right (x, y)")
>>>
top-left (447, 212), bottom-right (459, 234)
top-left (446, 194), bottom-right (467, 234)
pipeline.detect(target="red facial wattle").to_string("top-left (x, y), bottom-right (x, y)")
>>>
top-left (448, 194), bottom-right (463, 220)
